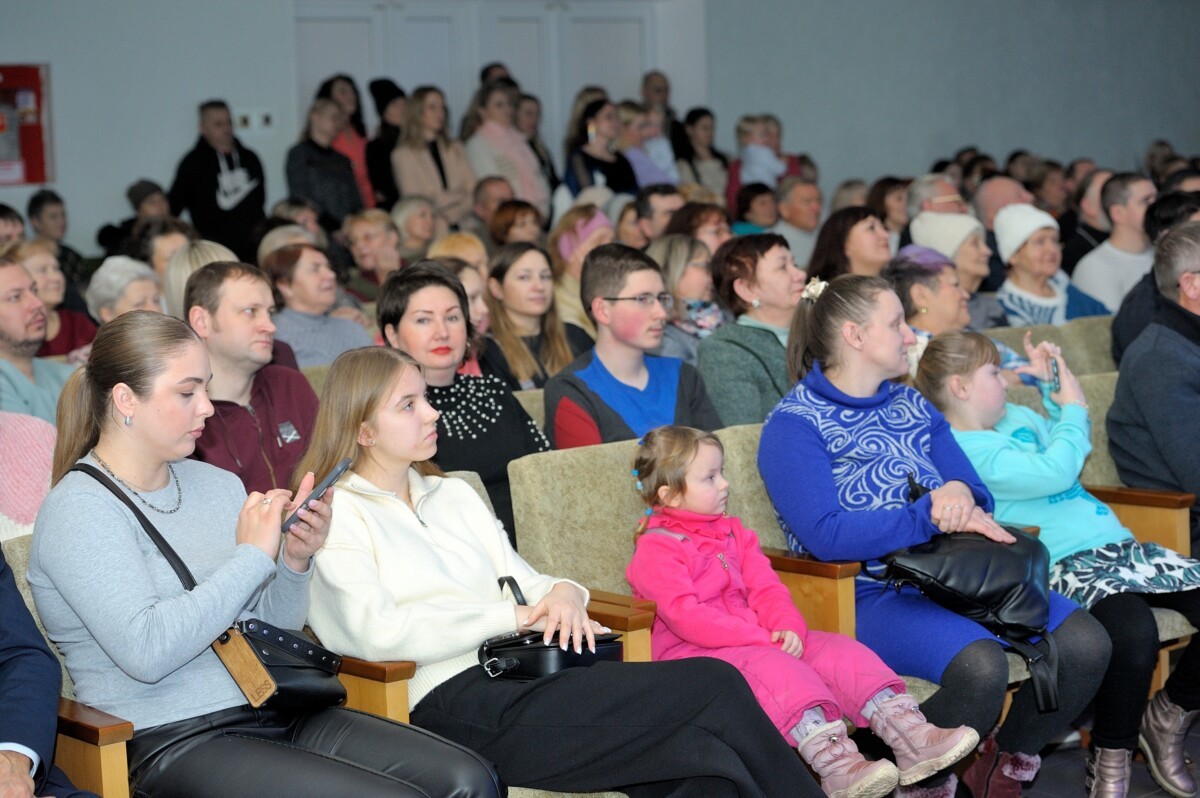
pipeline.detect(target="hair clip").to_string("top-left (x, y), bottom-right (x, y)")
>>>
top-left (644, 508), bottom-right (653, 516)
top-left (801, 278), bottom-right (828, 303)
top-left (635, 480), bottom-right (644, 491)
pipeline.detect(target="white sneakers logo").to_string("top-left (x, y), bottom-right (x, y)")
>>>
top-left (216, 166), bottom-right (258, 211)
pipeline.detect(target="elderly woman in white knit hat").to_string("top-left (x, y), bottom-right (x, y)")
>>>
top-left (910, 211), bottom-right (1007, 330)
top-left (993, 204), bottom-right (1109, 327)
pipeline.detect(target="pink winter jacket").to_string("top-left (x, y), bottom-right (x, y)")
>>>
top-left (626, 507), bottom-right (808, 660)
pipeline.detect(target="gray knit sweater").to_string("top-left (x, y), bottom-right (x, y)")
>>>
top-left (696, 322), bottom-right (792, 426)
top-left (28, 456), bottom-right (310, 729)
top-left (272, 308), bottom-right (374, 368)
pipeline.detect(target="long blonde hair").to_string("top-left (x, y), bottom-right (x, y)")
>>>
top-left (291, 347), bottom-right (442, 493)
top-left (485, 243), bottom-right (575, 385)
top-left (52, 312), bottom-right (200, 485)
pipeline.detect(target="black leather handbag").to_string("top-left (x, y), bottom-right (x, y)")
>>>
top-left (878, 475), bottom-right (1059, 712)
top-left (479, 577), bottom-right (623, 679)
top-left (74, 464), bottom-right (347, 713)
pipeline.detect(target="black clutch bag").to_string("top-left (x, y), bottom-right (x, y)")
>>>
top-left (479, 576), bottom-right (623, 679)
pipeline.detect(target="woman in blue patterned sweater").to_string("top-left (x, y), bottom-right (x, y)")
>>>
top-left (757, 275), bottom-right (1111, 798)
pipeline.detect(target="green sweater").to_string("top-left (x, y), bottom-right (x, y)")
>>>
top-left (696, 322), bottom-right (791, 426)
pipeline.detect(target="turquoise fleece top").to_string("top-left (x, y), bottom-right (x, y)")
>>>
top-left (951, 395), bottom-right (1131, 564)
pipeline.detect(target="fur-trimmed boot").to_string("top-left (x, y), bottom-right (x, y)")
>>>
top-left (797, 720), bottom-right (899, 798)
top-left (961, 732), bottom-right (1041, 798)
top-left (866, 693), bottom-right (979, 785)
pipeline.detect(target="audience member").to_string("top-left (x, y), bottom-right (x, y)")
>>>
top-left (315, 74), bottom-right (374, 209)
top-left (261, 243), bottom-right (373, 367)
top-left (641, 69), bottom-right (687, 156)
top-left (1029, 159), bottom-right (1068, 218)
top-left (162, 240), bottom-right (236, 318)
top-left (382, 197), bottom-right (430, 264)
top-left (428, 230), bottom-right (489, 278)
top-left (961, 153), bottom-right (999, 200)
top-left (0, 256), bottom-right (76, 423)
top-left (1061, 168), bottom-right (1112, 276)
top-left (765, 178), bottom-right (818, 265)
top-left (391, 86), bottom-right (475, 236)
top-left (365, 78), bottom-right (405, 209)
top-left (830, 179), bottom-right (869, 213)
top-left (29, 311), bottom-right (502, 798)
top-left (1109, 221), bottom-right (1200, 546)
top-left (1004, 149), bottom-right (1035, 184)
top-left (866, 176), bottom-right (912, 254)
top-left (0, 410), bottom-right (55, 541)
top-left (1112, 190), bottom-right (1200, 364)
top-left (910, 211), bottom-right (1006, 330)
top-left (732, 183), bottom-right (779, 234)
top-left (1073, 172), bottom-right (1157, 311)
top-left (900, 173), bottom-right (969, 248)
top-left (646, 234), bottom-right (722, 365)
top-left (808, 206), bottom-right (890, 281)
top-left (994, 204), bottom-right (1108, 326)
top-left (85, 256), bottom-right (163, 324)
top-left (27, 189), bottom-right (87, 288)
top-left (919, 331), bottom-right (1200, 797)
top-left (697, 234), bottom-right (805, 425)
top-left (633, 184), bottom-right (684, 243)
top-left (4, 240), bottom-right (95, 360)
top-left (675, 107), bottom-right (729, 202)
top-left (1162, 168), bottom-right (1200, 195)
top-left (344, 209), bottom-right (402, 301)
top-left (479, 61), bottom-right (511, 85)
top-left (663, 201), bottom-right (733, 257)
top-left (515, 93), bottom-right (559, 194)
top-left (972, 175), bottom-right (1034, 291)
top-left (96, 179), bottom-right (169, 258)
top-left (464, 81), bottom-right (551, 218)
top-left (186, 262), bottom-right (317, 493)
top-left (758, 274), bottom-right (1110, 798)
top-left (548, 203), bottom-right (614, 338)
top-left (488, 199), bottom-right (543, 247)
top-left (561, 85), bottom-right (609, 166)
top-left (616, 101), bottom-right (675, 188)
top-left (0, 540), bottom-right (97, 797)
top-left (485, 242), bottom-right (591, 390)
top-left (564, 100), bottom-right (639, 197)
top-left (0, 204), bottom-right (25, 244)
top-left (130, 216), bottom-right (196, 278)
top-left (378, 262), bottom-right (547, 542)
top-left (614, 200), bottom-right (649, 249)
top-left (269, 196), bottom-right (328, 247)
top-left (459, 176), bottom-right (513, 251)
top-left (299, 345), bottom-right (826, 797)
top-left (286, 98), bottom-right (362, 233)
top-left (168, 100), bottom-right (266, 262)
top-left (543, 243), bottom-right (721, 447)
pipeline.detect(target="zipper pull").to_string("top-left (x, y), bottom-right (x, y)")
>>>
top-left (717, 553), bottom-right (729, 570)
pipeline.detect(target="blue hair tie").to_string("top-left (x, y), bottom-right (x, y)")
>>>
top-left (644, 508), bottom-right (653, 516)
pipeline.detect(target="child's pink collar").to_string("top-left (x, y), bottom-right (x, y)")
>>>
top-left (649, 506), bottom-right (735, 538)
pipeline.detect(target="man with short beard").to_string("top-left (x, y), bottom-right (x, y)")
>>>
top-left (0, 257), bottom-right (76, 423)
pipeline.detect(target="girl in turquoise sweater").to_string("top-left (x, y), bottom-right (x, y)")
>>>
top-left (916, 331), bottom-right (1200, 798)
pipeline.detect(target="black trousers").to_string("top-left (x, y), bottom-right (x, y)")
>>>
top-left (411, 657), bottom-right (824, 798)
top-left (126, 705), bottom-right (504, 798)
top-left (1090, 588), bottom-right (1200, 750)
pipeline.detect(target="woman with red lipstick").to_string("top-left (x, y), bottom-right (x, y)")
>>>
top-left (378, 261), bottom-right (548, 544)
top-left (262, 243), bottom-right (373, 367)
top-left (484, 242), bottom-right (592, 390)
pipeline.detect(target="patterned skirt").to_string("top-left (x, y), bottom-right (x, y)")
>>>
top-left (1050, 538), bottom-right (1200, 610)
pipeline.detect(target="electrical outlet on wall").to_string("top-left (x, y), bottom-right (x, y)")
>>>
top-left (235, 109), bottom-right (274, 134)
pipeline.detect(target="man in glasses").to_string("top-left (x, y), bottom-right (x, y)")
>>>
top-left (898, 173), bottom-right (968, 249)
top-left (544, 243), bottom-right (721, 448)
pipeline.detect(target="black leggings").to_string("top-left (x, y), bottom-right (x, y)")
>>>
top-left (917, 610), bottom-right (1111, 754)
top-left (411, 657), bottom-right (824, 798)
top-left (127, 705), bottom-right (504, 798)
top-left (1089, 589), bottom-right (1200, 750)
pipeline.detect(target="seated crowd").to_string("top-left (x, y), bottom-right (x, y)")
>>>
top-left (5, 61), bottom-right (1200, 798)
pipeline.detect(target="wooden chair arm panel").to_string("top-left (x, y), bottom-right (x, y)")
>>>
top-left (1087, 486), bottom-right (1196, 509)
top-left (762, 547), bottom-right (860, 579)
top-left (588, 600), bottom-right (655, 632)
top-left (338, 657), bottom-right (417, 683)
top-left (588, 589), bottom-right (655, 613)
top-left (58, 698), bottom-right (134, 745)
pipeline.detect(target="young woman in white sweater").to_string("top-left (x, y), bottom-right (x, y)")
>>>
top-left (301, 346), bottom-right (826, 797)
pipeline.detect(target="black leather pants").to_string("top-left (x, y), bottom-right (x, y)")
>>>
top-left (127, 705), bottom-right (505, 798)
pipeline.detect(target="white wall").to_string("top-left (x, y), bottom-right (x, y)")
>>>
top-left (705, 0), bottom-right (1200, 195)
top-left (0, 0), bottom-right (298, 256)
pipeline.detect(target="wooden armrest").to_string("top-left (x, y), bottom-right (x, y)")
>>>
top-left (58, 698), bottom-right (133, 745)
top-left (762, 547), bottom-right (860, 579)
top-left (589, 589), bottom-right (655, 612)
top-left (1009, 525), bottom-right (1039, 538)
top-left (1087, 486), bottom-right (1196, 509)
top-left (338, 657), bottom-right (416, 683)
top-left (588, 600), bottom-right (655, 632)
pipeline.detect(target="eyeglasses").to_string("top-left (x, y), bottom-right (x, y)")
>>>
top-left (601, 292), bottom-right (675, 310)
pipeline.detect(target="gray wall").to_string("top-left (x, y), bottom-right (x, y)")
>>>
top-left (706, 0), bottom-right (1200, 193)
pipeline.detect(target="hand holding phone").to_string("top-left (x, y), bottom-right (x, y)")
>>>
top-left (282, 457), bottom-right (351, 533)
top-left (1050, 356), bottom-right (1061, 393)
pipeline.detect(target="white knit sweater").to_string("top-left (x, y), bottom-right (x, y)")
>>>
top-left (308, 469), bottom-right (586, 708)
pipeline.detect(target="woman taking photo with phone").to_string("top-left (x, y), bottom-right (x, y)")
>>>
top-left (28, 311), bottom-right (503, 798)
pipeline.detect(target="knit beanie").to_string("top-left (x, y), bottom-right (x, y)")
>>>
top-left (910, 211), bottom-right (985, 260)
top-left (994, 204), bottom-right (1059, 263)
top-left (368, 79), bottom-right (405, 118)
top-left (126, 179), bottom-right (165, 212)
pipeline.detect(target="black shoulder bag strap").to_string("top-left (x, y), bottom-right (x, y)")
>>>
top-left (71, 464), bottom-right (198, 591)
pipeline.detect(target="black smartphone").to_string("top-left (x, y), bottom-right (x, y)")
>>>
top-left (1049, 357), bottom-right (1061, 393)
top-left (281, 457), bottom-right (351, 533)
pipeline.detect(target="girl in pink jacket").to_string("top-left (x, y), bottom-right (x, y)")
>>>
top-left (626, 426), bottom-right (978, 798)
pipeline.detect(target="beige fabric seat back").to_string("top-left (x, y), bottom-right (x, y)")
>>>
top-left (988, 315), bottom-right (1114, 376)
top-left (1005, 372), bottom-right (1120, 486)
top-left (2, 534), bottom-right (74, 697)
